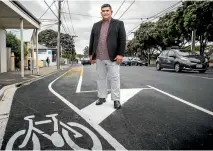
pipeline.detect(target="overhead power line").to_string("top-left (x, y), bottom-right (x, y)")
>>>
top-left (41, 22), bottom-right (58, 27)
top-left (118, 0), bottom-right (135, 19)
top-left (62, 12), bottom-right (101, 18)
top-left (61, 0), bottom-right (71, 35)
top-left (146, 1), bottom-right (182, 21)
top-left (62, 23), bottom-right (68, 33)
top-left (40, 23), bottom-right (58, 31)
top-left (127, 1), bottom-right (182, 36)
top-left (53, 0), bottom-right (68, 34)
top-left (39, 1), bottom-right (55, 19)
top-left (39, 19), bottom-right (58, 21)
top-left (67, 0), bottom-right (76, 35)
top-left (44, 0), bottom-right (58, 19)
top-left (113, 0), bottom-right (126, 18)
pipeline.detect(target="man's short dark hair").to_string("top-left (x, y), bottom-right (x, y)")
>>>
top-left (101, 4), bottom-right (112, 9)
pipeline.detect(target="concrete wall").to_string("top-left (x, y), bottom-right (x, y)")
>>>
top-left (0, 29), bottom-right (7, 73)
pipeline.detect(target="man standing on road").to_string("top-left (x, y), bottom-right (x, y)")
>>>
top-left (88, 4), bottom-right (126, 109)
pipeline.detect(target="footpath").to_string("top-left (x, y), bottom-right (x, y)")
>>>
top-left (0, 66), bottom-right (56, 89)
top-left (0, 65), bottom-right (71, 99)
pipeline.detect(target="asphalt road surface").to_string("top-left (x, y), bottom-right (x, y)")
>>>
top-left (1, 65), bottom-right (213, 150)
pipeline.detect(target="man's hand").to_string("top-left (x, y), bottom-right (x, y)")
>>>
top-left (114, 55), bottom-right (123, 64)
top-left (89, 55), bottom-right (96, 64)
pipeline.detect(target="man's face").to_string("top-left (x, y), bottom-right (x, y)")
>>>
top-left (101, 7), bottom-right (112, 20)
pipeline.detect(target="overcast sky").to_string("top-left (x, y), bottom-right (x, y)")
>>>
top-left (13, 0), bottom-right (180, 54)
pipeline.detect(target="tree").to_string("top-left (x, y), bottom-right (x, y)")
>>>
top-left (83, 46), bottom-right (89, 57)
top-left (126, 38), bottom-right (140, 56)
top-left (38, 29), bottom-right (75, 54)
top-left (182, 1), bottom-right (213, 55)
top-left (127, 1), bottom-right (213, 58)
top-left (77, 54), bottom-right (84, 60)
top-left (6, 32), bottom-right (28, 67)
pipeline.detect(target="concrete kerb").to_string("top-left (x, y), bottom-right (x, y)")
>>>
top-left (14, 70), bottom-right (59, 87)
top-left (0, 67), bottom-right (69, 101)
top-left (0, 85), bottom-right (15, 102)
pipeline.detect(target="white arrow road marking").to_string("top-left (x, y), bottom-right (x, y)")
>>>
top-left (76, 66), bottom-right (152, 124)
top-left (49, 69), bottom-right (127, 150)
top-left (81, 88), bottom-right (144, 124)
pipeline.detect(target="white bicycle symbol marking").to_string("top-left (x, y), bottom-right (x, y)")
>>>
top-left (6, 114), bottom-right (102, 150)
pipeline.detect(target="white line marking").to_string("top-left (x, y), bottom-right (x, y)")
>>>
top-left (76, 66), bottom-right (83, 93)
top-left (48, 70), bottom-right (127, 150)
top-left (147, 85), bottom-right (213, 116)
top-left (81, 88), bottom-right (143, 124)
top-left (183, 74), bottom-right (213, 80)
top-left (35, 120), bottom-right (52, 125)
top-left (160, 70), bottom-right (213, 80)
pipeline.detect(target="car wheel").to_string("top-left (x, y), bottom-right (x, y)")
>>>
top-left (156, 63), bottom-right (161, 70)
top-left (174, 63), bottom-right (181, 72)
top-left (199, 70), bottom-right (206, 73)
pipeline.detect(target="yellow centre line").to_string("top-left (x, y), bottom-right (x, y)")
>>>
top-left (60, 68), bottom-right (73, 78)
top-left (80, 66), bottom-right (84, 77)
top-left (60, 66), bottom-right (83, 78)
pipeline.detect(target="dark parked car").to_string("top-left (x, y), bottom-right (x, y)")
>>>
top-left (82, 58), bottom-right (91, 65)
top-left (129, 57), bottom-right (138, 66)
top-left (137, 59), bottom-right (148, 66)
top-left (156, 49), bottom-right (209, 73)
top-left (121, 57), bottom-right (148, 66)
top-left (121, 57), bottom-right (131, 66)
top-left (130, 57), bottom-right (148, 66)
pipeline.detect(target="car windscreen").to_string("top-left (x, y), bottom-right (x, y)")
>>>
top-left (175, 49), bottom-right (199, 56)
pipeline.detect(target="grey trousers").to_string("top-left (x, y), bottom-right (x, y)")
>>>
top-left (96, 59), bottom-right (120, 101)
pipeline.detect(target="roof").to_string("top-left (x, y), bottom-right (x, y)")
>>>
top-left (0, 1), bottom-right (40, 29)
top-left (12, 1), bottom-right (41, 25)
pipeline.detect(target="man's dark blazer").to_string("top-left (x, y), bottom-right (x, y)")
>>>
top-left (89, 18), bottom-right (126, 61)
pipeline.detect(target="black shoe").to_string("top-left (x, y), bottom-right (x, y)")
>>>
top-left (96, 98), bottom-right (106, 105)
top-left (114, 101), bottom-right (121, 109)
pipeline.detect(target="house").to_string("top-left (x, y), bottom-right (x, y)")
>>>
top-left (26, 43), bottom-right (54, 68)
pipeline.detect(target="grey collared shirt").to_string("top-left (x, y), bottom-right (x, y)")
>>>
top-left (96, 20), bottom-right (110, 60)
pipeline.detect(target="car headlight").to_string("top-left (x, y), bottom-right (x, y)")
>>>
top-left (181, 57), bottom-right (191, 63)
top-left (205, 58), bottom-right (208, 63)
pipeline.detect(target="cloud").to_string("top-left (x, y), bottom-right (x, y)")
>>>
top-left (16, 0), bottom-right (180, 55)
